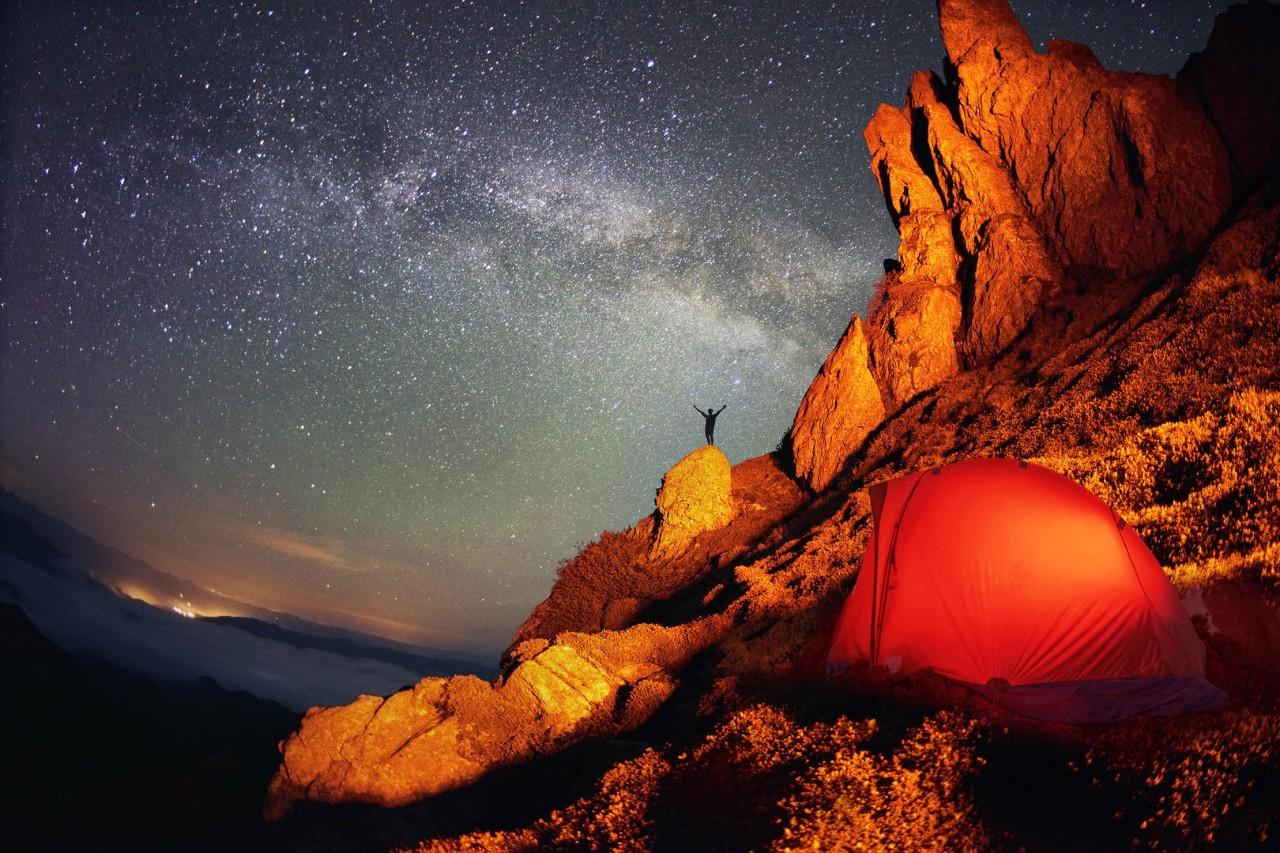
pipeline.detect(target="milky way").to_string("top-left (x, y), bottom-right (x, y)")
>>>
top-left (1, 0), bottom-right (1232, 650)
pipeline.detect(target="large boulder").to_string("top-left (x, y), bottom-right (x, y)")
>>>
top-left (789, 316), bottom-right (886, 492)
top-left (651, 445), bottom-right (735, 556)
top-left (265, 620), bottom-right (722, 819)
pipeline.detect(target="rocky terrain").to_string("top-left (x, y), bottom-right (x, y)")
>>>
top-left (263, 1), bottom-right (1280, 849)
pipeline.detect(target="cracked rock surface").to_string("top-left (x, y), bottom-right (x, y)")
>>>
top-left (264, 620), bottom-right (723, 818)
top-left (788, 0), bottom-right (1270, 494)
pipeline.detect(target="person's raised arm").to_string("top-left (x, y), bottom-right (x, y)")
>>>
top-left (693, 405), bottom-right (706, 416)
top-left (716, 405), bottom-right (727, 415)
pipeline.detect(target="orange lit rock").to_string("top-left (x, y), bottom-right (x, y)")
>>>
top-left (922, 102), bottom-right (1023, 226)
top-left (905, 68), bottom-right (947, 111)
top-left (865, 105), bottom-right (957, 290)
top-left (866, 279), bottom-right (962, 407)
top-left (937, 0), bottom-right (1232, 278)
top-left (265, 679), bottom-right (479, 818)
top-left (856, 0), bottom-right (1239, 391)
top-left (895, 211), bottom-right (960, 288)
top-left (965, 215), bottom-right (1059, 359)
top-left (265, 621), bottom-right (723, 819)
top-left (864, 104), bottom-right (945, 228)
top-left (652, 445), bottom-right (735, 556)
top-left (919, 100), bottom-right (1060, 360)
top-left (503, 642), bottom-right (621, 734)
top-left (789, 316), bottom-right (885, 492)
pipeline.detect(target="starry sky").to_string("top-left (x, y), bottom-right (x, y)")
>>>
top-left (1, 0), bottom-right (1233, 653)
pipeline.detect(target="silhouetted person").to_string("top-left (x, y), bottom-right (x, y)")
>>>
top-left (694, 404), bottom-right (727, 445)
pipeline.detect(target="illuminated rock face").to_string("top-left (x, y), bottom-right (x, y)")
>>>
top-left (264, 622), bottom-right (720, 819)
top-left (792, 0), bottom-right (1260, 473)
top-left (789, 316), bottom-right (885, 492)
top-left (651, 445), bottom-right (735, 556)
top-left (938, 0), bottom-right (1232, 280)
top-left (867, 277), bottom-right (964, 408)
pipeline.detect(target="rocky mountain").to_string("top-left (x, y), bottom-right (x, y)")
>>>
top-left (263, 2), bottom-right (1280, 848)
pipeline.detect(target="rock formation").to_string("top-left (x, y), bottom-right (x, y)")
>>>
top-left (1178, 0), bottom-right (1280, 191)
top-left (265, 619), bottom-right (724, 819)
top-left (504, 452), bottom-right (806, 653)
top-left (938, 0), bottom-right (1232, 278)
top-left (788, 0), bottom-right (1273, 492)
top-left (789, 316), bottom-right (885, 492)
top-left (651, 445), bottom-right (735, 556)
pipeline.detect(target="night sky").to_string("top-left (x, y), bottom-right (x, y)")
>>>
top-left (1, 0), bottom-right (1232, 652)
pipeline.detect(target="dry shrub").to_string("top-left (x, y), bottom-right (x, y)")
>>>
top-left (507, 523), bottom-right (654, 649)
top-left (1081, 710), bottom-right (1280, 849)
top-left (1039, 389), bottom-right (1280, 589)
top-left (775, 711), bottom-right (989, 852)
top-left (410, 750), bottom-right (670, 852)
top-left (406, 829), bottom-right (539, 852)
top-left (867, 270), bottom-right (900, 316)
top-left (540, 749), bottom-right (672, 852)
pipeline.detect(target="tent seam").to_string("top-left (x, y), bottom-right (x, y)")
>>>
top-left (1109, 507), bottom-right (1163, 623)
top-left (873, 472), bottom-right (930, 666)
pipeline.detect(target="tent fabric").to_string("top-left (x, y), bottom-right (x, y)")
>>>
top-left (828, 458), bottom-right (1223, 720)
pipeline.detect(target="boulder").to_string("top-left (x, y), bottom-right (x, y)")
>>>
top-left (789, 316), bottom-right (886, 492)
top-left (265, 621), bottom-right (722, 819)
top-left (651, 445), bottom-right (735, 556)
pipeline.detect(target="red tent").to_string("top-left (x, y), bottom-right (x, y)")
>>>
top-left (828, 458), bottom-right (1226, 722)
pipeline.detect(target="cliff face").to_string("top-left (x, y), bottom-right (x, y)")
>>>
top-left (265, 2), bottom-right (1280, 841)
top-left (789, 316), bottom-right (885, 493)
top-left (939, 0), bottom-right (1232, 278)
top-left (787, 0), bottom-right (1266, 492)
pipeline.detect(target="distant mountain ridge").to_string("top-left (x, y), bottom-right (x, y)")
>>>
top-left (0, 601), bottom-right (298, 850)
top-left (0, 486), bottom-right (496, 679)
